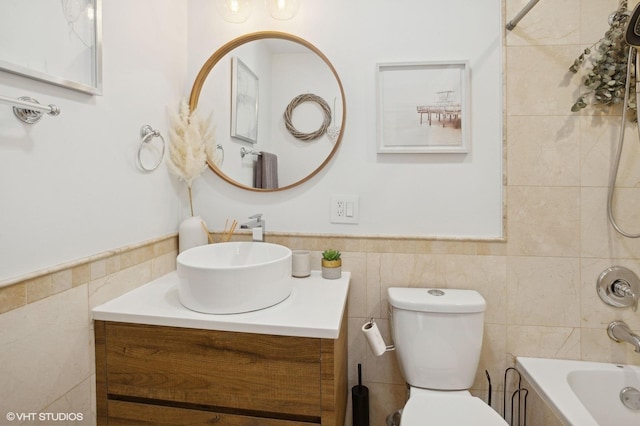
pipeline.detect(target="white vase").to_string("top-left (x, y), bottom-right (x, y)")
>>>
top-left (179, 216), bottom-right (208, 253)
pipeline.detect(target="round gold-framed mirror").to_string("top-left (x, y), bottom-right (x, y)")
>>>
top-left (189, 31), bottom-right (346, 192)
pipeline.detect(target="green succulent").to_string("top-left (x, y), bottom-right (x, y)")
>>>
top-left (569, 0), bottom-right (636, 116)
top-left (322, 249), bottom-right (341, 261)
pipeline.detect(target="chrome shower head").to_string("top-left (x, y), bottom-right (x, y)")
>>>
top-left (625, 3), bottom-right (640, 47)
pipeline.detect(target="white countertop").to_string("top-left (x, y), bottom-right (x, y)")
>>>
top-left (92, 270), bottom-right (350, 339)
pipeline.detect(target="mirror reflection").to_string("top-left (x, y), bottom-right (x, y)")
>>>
top-left (189, 32), bottom-right (346, 191)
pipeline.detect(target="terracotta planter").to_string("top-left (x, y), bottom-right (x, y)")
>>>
top-left (321, 259), bottom-right (342, 279)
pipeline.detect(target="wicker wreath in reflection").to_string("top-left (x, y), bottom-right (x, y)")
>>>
top-left (283, 93), bottom-right (332, 141)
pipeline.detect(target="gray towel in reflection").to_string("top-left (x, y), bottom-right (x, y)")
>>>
top-left (254, 151), bottom-right (278, 189)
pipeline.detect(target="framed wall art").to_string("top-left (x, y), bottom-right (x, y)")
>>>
top-left (376, 60), bottom-right (469, 154)
top-left (0, 0), bottom-right (102, 95)
top-left (230, 56), bottom-right (259, 144)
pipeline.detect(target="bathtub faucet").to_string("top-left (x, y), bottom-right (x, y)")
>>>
top-left (607, 321), bottom-right (640, 353)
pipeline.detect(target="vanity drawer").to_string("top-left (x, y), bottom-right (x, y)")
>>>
top-left (103, 322), bottom-right (322, 419)
top-left (107, 400), bottom-right (317, 426)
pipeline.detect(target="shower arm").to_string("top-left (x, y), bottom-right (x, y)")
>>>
top-left (506, 0), bottom-right (541, 31)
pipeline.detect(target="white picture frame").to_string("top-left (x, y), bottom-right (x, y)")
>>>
top-left (230, 57), bottom-right (259, 144)
top-left (376, 60), bottom-right (470, 154)
top-left (0, 0), bottom-right (102, 95)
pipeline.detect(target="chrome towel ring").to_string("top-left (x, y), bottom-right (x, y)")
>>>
top-left (214, 144), bottom-right (225, 166)
top-left (137, 124), bottom-right (165, 172)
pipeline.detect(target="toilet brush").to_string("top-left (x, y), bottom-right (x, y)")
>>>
top-left (352, 363), bottom-right (369, 426)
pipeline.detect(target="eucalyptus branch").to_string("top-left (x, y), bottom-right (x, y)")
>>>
top-left (569, 0), bottom-right (635, 116)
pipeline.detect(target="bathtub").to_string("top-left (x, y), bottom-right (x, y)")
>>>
top-left (516, 357), bottom-right (640, 426)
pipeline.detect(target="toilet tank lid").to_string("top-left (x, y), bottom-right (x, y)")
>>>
top-left (387, 287), bottom-right (486, 313)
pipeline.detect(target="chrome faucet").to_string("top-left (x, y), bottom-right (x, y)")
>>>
top-left (240, 213), bottom-right (265, 242)
top-left (607, 321), bottom-right (640, 353)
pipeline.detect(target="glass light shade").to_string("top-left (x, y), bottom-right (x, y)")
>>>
top-left (265, 0), bottom-right (300, 20)
top-left (216, 0), bottom-right (253, 23)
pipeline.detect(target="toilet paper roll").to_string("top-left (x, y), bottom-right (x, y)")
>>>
top-left (362, 320), bottom-right (387, 356)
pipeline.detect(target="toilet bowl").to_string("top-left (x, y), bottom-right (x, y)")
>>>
top-left (401, 388), bottom-right (506, 425)
top-left (386, 287), bottom-right (507, 426)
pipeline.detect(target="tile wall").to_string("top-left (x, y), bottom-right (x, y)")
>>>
top-left (0, 236), bottom-right (178, 425)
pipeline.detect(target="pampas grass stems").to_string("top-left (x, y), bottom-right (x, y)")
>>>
top-left (167, 98), bottom-right (215, 217)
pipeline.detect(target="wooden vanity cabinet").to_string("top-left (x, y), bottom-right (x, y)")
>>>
top-left (94, 318), bottom-right (347, 426)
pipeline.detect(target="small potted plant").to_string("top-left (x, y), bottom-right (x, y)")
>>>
top-left (321, 249), bottom-right (342, 279)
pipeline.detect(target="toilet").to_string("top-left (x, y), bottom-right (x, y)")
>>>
top-left (387, 287), bottom-right (507, 425)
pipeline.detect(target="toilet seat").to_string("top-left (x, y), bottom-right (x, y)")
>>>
top-left (401, 390), bottom-right (508, 425)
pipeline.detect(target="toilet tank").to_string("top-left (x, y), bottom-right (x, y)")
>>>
top-left (388, 287), bottom-right (486, 390)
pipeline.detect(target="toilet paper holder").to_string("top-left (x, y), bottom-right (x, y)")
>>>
top-left (362, 318), bottom-right (395, 356)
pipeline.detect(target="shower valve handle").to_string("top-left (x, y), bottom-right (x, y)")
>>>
top-left (597, 266), bottom-right (640, 312)
top-left (612, 280), bottom-right (638, 312)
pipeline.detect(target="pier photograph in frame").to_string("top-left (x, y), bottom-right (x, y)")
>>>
top-left (376, 61), bottom-right (469, 154)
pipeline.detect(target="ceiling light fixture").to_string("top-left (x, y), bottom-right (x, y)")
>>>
top-left (265, 0), bottom-right (300, 21)
top-left (216, 0), bottom-right (253, 23)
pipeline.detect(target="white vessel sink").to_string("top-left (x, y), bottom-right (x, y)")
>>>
top-left (177, 242), bottom-right (293, 314)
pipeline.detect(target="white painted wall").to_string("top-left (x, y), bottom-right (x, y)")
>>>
top-left (0, 1), bottom-right (187, 283)
top-left (188, 0), bottom-right (504, 239)
top-left (0, 0), bottom-right (502, 282)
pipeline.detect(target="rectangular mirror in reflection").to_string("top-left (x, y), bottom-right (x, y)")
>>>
top-left (231, 56), bottom-right (259, 144)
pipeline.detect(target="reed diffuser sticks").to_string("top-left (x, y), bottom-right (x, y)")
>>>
top-left (200, 220), bottom-right (214, 244)
top-left (221, 219), bottom-right (238, 243)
